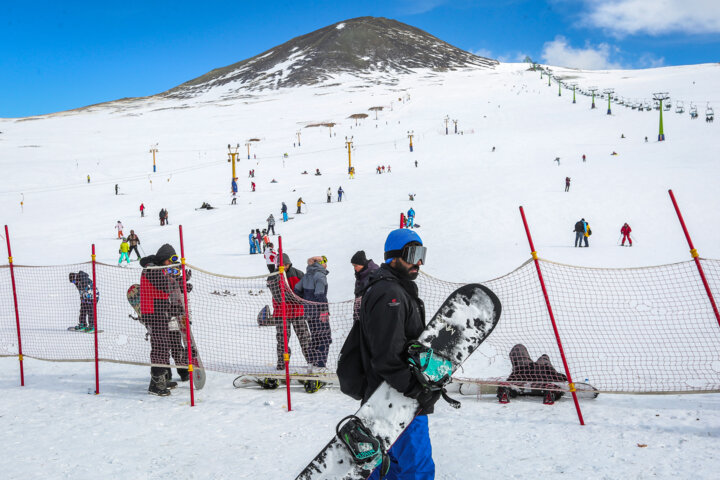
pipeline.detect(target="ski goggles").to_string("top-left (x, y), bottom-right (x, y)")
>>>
top-left (170, 254), bottom-right (180, 263)
top-left (320, 255), bottom-right (328, 265)
top-left (384, 244), bottom-right (427, 265)
top-left (165, 267), bottom-right (181, 276)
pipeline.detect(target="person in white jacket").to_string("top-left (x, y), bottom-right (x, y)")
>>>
top-left (264, 243), bottom-right (278, 273)
top-left (115, 221), bottom-right (124, 239)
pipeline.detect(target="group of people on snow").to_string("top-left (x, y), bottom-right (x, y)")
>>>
top-left (375, 165), bottom-right (391, 174)
top-left (573, 220), bottom-right (634, 247)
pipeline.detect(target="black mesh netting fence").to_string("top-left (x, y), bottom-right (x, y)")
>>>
top-left (1, 258), bottom-right (719, 394)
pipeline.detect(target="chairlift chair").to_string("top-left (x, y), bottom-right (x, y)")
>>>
top-left (690, 104), bottom-right (698, 119)
top-left (676, 101), bottom-right (684, 114)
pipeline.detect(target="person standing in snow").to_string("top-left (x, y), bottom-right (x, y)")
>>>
top-left (265, 243), bottom-right (278, 273)
top-left (341, 229), bottom-right (437, 478)
top-left (621, 223), bottom-right (633, 246)
top-left (139, 203), bottom-right (145, 217)
top-left (118, 238), bottom-right (130, 265)
top-left (574, 218), bottom-right (587, 247)
top-left (350, 250), bottom-right (380, 321)
top-left (327, 188), bottom-right (332, 203)
top-left (295, 256), bottom-right (331, 370)
top-left (115, 221), bottom-right (124, 239)
top-left (267, 214), bottom-right (276, 234)
top-left (338, 186), bottom-right (344, 202)
top-left (296, 197), bottom-right (305, 214)
top-left (281, 202), bottom-right (288, 222)
top-left (407, 207), bottom-right (415, 228)
top-left (565, 177), bottom-right (571, 192)
top-left (255, 228), bottom-right (263, 253)
top-left (127, 230), bottom-right (141, 260)
top-left (251, 181), bottom-right (256, 192)
top-left (249, 230), bottom-right (257, 254)
top-left (68, 271), bottom-right (99, 332)
top-left (231, 177), bottom-right (238, 205)
top-left (115, 184), bottom-right (119, 195)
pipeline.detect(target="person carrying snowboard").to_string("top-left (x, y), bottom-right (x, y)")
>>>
top-left (342, 229), bottom-right (437, 478)
top-left (296, 197), bottom-right (305, 214)
top-left (139, 244), bottom-right (189, 396)
top-left (281, 202), bottom-right (288, 222)
top-left (267, 214), bottom-right (276, 234)
top-left (337, 186), bottom-right (344, 202)
top-left (118, 238), bottom-right (130, 265)
top-left (127, 230), bottom-right (141, 260)
top-left (621, 222), bottom-right (633, 246)
top-left (68, 271), bottom-right (99, 332)
top-left (407, 207), bottom-right (415, 228)
top-left (115, 220), bottom-right (124, 239)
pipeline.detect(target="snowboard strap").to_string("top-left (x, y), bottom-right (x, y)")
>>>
top-left (336, 415), bottom-right (390, 477)
top-left (406, 342), bottom-right (462, 409)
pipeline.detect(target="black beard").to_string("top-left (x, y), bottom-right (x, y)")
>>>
top-left (393, 261), bottom-right (419, 281)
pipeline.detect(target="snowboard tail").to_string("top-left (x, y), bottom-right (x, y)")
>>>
top-left (295, 283), bottom-right (501, 479)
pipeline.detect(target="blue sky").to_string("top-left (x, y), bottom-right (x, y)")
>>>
top-left (2, 0), bottom-right (718, 117)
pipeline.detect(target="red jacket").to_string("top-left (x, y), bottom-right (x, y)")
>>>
top-left (621, 224), bottom-right (631, 235)
top-left (269, 267), bottom-right (305, 319)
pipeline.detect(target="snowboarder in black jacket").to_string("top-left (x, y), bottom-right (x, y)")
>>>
top-left (354, 228), bottom-right (437, 476)
top-left (68, 271), bottom-right (98, 331)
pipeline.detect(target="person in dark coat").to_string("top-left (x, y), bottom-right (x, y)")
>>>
top-left (351, 250), bottom-right (380, 321)
top-left (574, 218), bottom-right (586, 247)
top-left (68, 271), bottom-right (98, 331)
top-left (266, 253), bottom-right (313, 370)
top-left (139, 244), bottom-right (190, 396)
top-left (294, 256), bottom-right (331, 368)
top-left (357, 229), bottom-right (437, 478)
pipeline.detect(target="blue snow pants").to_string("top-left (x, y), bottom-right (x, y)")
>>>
top-left (368, 415), bottom-right (434, 480)
top-left (283, 212), bottom-right (288, 222)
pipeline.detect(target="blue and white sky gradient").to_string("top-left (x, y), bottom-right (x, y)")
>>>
top-left (2, 0), bottom-right (718, 117)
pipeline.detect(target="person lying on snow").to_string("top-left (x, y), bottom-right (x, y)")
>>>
top-left (496, 344), bottom-right (567, 405)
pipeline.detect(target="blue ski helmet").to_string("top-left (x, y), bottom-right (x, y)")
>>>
top-left (384, 229), bottom-right (422, 264)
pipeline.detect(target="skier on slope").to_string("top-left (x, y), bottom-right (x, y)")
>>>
top-left (139, 203), bottom-right (145, 217)
top-left (115, 221), bottom-right (124, 239)
top-left (407, 207), bottom-right (416, 228)
top-left (231, 177), bottom-right (238, 205)
top-left (327, 187), bottom-right (332, 203)
top-left (118, 238), bottom-right (130, 265)
top-left (296, 197), bottom-right (305, 214)
top-left (340, 229), bottom-right (437, 478)
top-left (621, 222), bottom-right (633, 246)
top-left (127, 230), bottom-right (141, 260)
top-left (255, 229), bottom-right (263, 253)
top-left (338, 186), bottom-right (344, 202)
top-left (281, 202), bottom-right (288, 222)
top-left (249, 230), bottom-right (257, 254)
top-left (565, 177), bottom-right (571, 192)
top-left (267, 214), bottom-right (276, 235)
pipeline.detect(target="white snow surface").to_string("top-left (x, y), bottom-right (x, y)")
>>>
top-left (2, 62), bottom-right (720, 478)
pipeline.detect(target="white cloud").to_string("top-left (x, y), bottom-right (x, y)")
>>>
top-left (469, 48), bottom-right (494, 59)
top-left (584, 0), bottom-right (720, 36)
top-left (541, 36), bottom-right (623, 69)
top-left (397, 0), bottom-right (450, 15)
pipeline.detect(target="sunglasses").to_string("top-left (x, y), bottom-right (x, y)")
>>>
top-left (401, 245), bottom-right (427, 265)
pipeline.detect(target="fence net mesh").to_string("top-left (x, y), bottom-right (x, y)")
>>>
top-left (1, 258), bottom-right (719, 394)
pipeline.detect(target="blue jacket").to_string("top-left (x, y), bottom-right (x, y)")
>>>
top-left (408, 208), bottom-right (415, 218)
top-left (231, 180), bottom-right (238, 193)
top-left (249, 233), bottom-right (255, 245)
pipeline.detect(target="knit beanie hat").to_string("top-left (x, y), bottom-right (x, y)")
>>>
top-left (155, 244), bottom-right (177, 263)
top-left (282, 253), bottom-right (291, 266)
top-left (351, 250), bottom-right (368, 267)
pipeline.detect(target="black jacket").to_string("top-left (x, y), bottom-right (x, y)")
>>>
top-left (574, 221), bottom-right (585, 233)
top-left (359, 264), bottom-right (428, 408)
top-left (353, 260), bottom-right (380, 298)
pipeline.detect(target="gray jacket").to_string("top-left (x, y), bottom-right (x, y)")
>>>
top-left (295, 262), bottom-right (329, 304)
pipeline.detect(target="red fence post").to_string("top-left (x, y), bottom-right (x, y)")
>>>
top-left (178, 225), bottom-right (195, 407)
top-left (91, 244), bottom-right (100, 394)
top-left (5, 225), bottom-right (25, 386)
top-left (668, 190), bottom-right (720, 328)
top-left (399, 213), bottom-right (405, 229)
top-left (278, 236), bottom-right (292, 412)
top-left (519, 207), bottom-right (585, 425)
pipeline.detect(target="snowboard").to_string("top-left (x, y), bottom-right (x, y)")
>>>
top-left (127, 283), bottom-right (206, 390)
top-left (67, 326), bottom-right (104, 333)
top-left (233, 375), bottom-right (334, 393)
top-left (294, 283), bottom-right (501, 480)
top-left (457, 381), bottom-right (599, 399)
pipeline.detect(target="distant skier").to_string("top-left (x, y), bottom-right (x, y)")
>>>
top-left (281, 202), bottom-right (288, 222)
top-left (249, 230), bottom-right (257, 254)
top-left (414, 160), bottom-right (418, 167)
top-left (492, 146), bottom-right (495, 152)
top-left (115, 221), bottom-right (124, 239)
top-left (407, 208), bottom-right (415, 228)
top-left (337, 186), bottom-right (344, 202)
top-left (139, 203), bottom-right (145, 217)
top-left (387, 165), bottom-right (391, 173)
top-left (251, 181), bottom-right (256, 192)
top-left (327, 188), bottom-right (332, 203)
top-left (159, 209), bottom-right (166, 226)
top-left (408, 193), bottom-right (415, 201)
top-left (565, 177), bottom-right (571, 192)
top-left (68, 271), bottom-right (98, 332)
top-left (574, 218), bottom-right (587, 247)
top-left (582, 154), bottom-right (586, 162)
top-left (554, 157), bottom-right (560, 166)
top-left (296, 197), bottom-right (305, 214)
top-left (118, 238), bottom-right (130, 265)
top-left (87, 174), bottom-right (90, 183)
top-left (127, 230), bottom-right (141, 260)
top-left (115, 184), bottom-right (119, 195)
top-left (267, 214), bottom-right (276, 235)
top-left (315, 168), bottom-right (322, 176)
top-left (621, 223), bottom-right (633, 246)
top-left (231, 177), bottom-right (238, 205)
top-left (255, 229), bottom-right (263, 253)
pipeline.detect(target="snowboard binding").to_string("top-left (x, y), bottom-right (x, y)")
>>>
top-left (406, 342), bottom-right (461, 409)
top-left (336, 415), bottom-right (389, 477)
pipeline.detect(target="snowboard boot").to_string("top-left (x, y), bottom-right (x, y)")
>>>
top-left (148, 367), bottom-right (171, 396)
top-left (542, 390), bottom-right (557, 405)
top-left (177, 367), bottom-right (190, 382)
top-left (303, 380), bottom-right (327, 393)
top-left (497, 387), bottom-right (510, 404)
top-left (260, 378), bottom-right (280, 389)
top-left (164, 368), bottom-right (178, 389)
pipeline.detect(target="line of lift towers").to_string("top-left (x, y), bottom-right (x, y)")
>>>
top-left (534, 63), bottom-right (715, 142)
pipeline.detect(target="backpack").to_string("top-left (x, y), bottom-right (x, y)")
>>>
top-left (587, 227), bottom-right (592, 236)
top-left (337, 319), bottom-right (367, 400)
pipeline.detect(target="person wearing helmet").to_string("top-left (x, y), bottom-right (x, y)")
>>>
top-left (355, 229), bottom-right (436, 478)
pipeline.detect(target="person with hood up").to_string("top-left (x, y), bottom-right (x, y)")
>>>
top-left (295, 256), bottom-right (331, 369)
top-left (139, 244), bottom-right (191, 396)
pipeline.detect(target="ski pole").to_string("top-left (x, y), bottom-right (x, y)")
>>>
top-left (617, 234), bottom-right (623, 245)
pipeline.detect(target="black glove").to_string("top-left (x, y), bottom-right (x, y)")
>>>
top-left (186, 283), bottom-right (193, 293)
top-left (404, 379), bottom-right (441, 414)
top-left (186, 269), bottom-right (192, 280)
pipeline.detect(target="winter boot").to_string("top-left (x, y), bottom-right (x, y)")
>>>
top-left (164, 368), bottom-right (178, 389)
top-left (303, 380), bottom-right (327, 393)
top-left (177, 367), bottom-right (190, 382)
top-left (542, 390), bottom-right (557, 405)
top-left (497, 386), bottom-right (510, 404)
top-left (260, 378), bottom-right (280, 389)
top-left (148, 367), bottom-right (171, 396)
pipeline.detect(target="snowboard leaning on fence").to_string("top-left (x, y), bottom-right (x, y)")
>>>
top-left (127, 283), bottom-right (206, 390)
top-left (295, 283), bottom-right (501, 480)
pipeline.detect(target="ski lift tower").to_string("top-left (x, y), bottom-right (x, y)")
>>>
top-left (604, 89), bottom-right (614, 115)
top-left (570, 83), bottom-right (577, 103)
top-left (149, 143), bottom-right (159, 172)
top-left (589, 87), bottom-right (598, 109)
top-left (653, 92), bottom-right (670, 141)
top-left (227, 143), bottom-right (240, 181)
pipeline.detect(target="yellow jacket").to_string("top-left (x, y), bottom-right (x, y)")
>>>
top-left (119, 241), bottom-right (129, 253)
